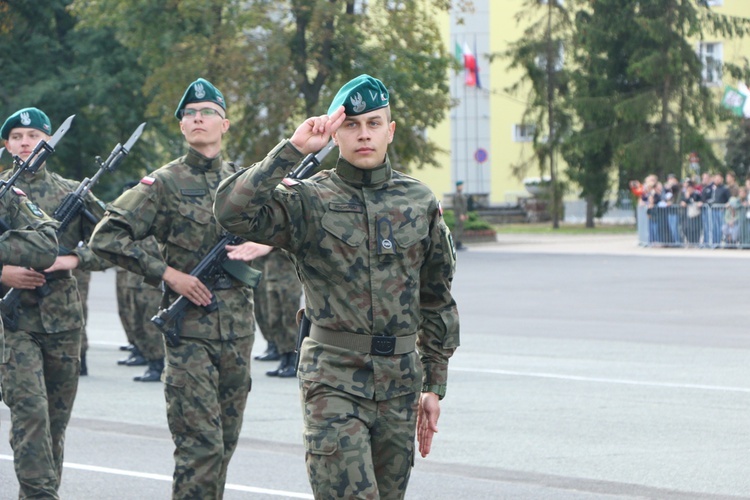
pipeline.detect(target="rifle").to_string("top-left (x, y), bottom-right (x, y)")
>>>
top-left (0, 115), bottom-right (75, 203)
top-left (0, 121), bottom-right (144, 331)
top-left (53, 122), bottom-right (146, 240)
top-left (289, 140), bottom-right (337, 370)
top-left (151, 140), bottom-right (336, 348)
top-left (0, 115), bottom-right (76, 331)
top-left (150, 233), bottom-right (263, 347)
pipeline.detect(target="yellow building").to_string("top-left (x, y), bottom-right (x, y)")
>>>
top-left (415, 0), bottom-right (750, 214)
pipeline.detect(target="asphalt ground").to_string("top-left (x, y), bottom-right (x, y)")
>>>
top-left (1, 233), bottom-right (749, 499)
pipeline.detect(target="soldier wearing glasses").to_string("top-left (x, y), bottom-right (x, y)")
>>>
top-left (90, 78), bottom-right (270, 498)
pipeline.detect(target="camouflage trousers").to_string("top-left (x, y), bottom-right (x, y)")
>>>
top-left (300, 380), bottom-right (418, 500)
top-left (116, 284), bottom-right (164, 360)
top-left (163, 335), bottom-right (253, 499)
top-left (72, 268), bottom-right (91, 355)
top-left (264, 280), bottom-right (302, 353)
top-left (0, 327), bottom-right (82, 499)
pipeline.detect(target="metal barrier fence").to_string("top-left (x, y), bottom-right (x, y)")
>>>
top-left (637, 205), bottom-right (750, 248)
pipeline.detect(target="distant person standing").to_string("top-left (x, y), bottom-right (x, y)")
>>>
top-left (261, 248), bottom-right (302, 378)
top-left (453, 180), bottom-right (468, 250)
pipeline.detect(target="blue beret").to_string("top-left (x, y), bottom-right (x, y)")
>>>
top-left (1, 107), bottom-right (52, 140)
top-left (175, 78), bottom-right (226, 120)
top-left (327, 74), bottom-right (389, 116)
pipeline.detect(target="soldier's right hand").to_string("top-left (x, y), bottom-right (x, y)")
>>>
top-left (162, 266), bottom-right (213, 307)
top-left (289, 106), bottom-right (345, 155)
top-left (0, 265), bottom-right (47, 289)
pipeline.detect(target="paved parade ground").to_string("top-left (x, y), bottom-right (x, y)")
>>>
top-left (2, 233), bottom-right (749, 499)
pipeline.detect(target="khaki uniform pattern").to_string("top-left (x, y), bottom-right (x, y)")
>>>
top-left (452, 191), bottom-right (467, 246)
top-left (214, 140), bottom-right (459, 499)
top-left (0, 166), bottom-right (109, 499)
top-left (260, 248), bottom-right (301, 354)
top-left (90, 148), bottom-right (254, 499)
top-left (116, 267), bottom-right (164, 361)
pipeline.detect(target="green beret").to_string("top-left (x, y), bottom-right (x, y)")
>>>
top-left (1, 107), bottom-right (52, 140)
top-left (174, 78), bottom-right (226, 120)
top-left (327, 74), bottom-right (389, 116)
top-left (456, 180), bottom-right (464, 187)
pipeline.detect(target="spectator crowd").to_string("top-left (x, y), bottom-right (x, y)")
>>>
top-left (630, 171), bottom-right (750, 247)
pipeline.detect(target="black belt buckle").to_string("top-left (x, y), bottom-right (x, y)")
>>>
top-left (371, 335), bottom-right (396, 356)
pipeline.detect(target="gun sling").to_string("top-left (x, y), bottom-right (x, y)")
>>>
top-left (309, 324), bottom-right (416, 356)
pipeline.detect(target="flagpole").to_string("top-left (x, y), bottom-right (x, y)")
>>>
top-left (474, 34), bottom-right (481, 197)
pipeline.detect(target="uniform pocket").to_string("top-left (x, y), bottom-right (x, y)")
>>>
top-left (303, 426), bottom-right (339, 456)
top-left (303, 211), bottom-right (366, 285)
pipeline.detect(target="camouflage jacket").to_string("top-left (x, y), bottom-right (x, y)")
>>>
top-left (0, 166), bottom-right (110, 333)
top-left (0, 187), bottom-right (58, 272)
top-left (90, 148), bottom-right (253, 340)
top-left (214, 140), bottom-right (459, 401)
top-left (262, 248), bottom-right (299, 293)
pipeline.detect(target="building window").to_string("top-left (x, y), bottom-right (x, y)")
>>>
top-left (536, 43), bottom-right (565, 72)
top-left (539, 0), bottom-right (564, 5)
top-left (699, 42), bottom-right (722, 85)
top-left (705, 0), bottom-right (723, 6)
top-left (352, 0), bottom-right (367, 14)
top-left (386, 1), bottom-right (405, 10)
top-left (513, 124), bottom-right (536, 142)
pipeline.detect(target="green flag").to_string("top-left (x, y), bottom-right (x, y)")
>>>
top-left (721, 85), bottom-right (746, 117)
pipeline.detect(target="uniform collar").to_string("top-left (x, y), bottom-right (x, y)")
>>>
top-left (335, 156), bottom-right (391, 188)
top-left (15, 162), bottom-right (48, 180)
top-left (185, 147), bottom-right (222, 172)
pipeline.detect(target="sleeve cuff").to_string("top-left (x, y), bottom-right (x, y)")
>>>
top-left (421, 384), bottom-right (446, 400)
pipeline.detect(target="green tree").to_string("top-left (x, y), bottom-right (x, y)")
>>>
top-left (502, 0), bottom-right (574, 229)
top-left (724, 118), bottom-right (750, 180)
top-left (71, 0), bottom-right (455, 172)
top-left (0, 0), bottom-right (152, 200)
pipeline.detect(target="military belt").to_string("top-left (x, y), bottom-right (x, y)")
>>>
top-left (309, 324), bottom-right (416, 356)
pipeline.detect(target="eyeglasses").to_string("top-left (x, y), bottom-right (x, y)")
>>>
top-left (181, 107), bottom-right (225, 119)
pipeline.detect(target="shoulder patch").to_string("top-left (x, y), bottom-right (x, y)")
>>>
top-left (438, 201), bottom-right (443, 217)
top-left (26, 201), bottom-right (44, 218)
top-left (12, 187), bottom-right (27, 197)
top-left (140, 176), bottom-right (156, 186)
top-left (281, 178), bottom-right (300, 187)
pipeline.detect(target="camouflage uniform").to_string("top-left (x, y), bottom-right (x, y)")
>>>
top-left (72, 267), bottom-right (91, 373)
top-left (251, 253), bottom-right (272, 343)
top-left (0, 166), bottom-right (109, 499)
top-left (452, 186), bottom-right (467, 249)
top-left (90, 148), bottom-right (254, 499)
top-left (214, 141), bottom-right (459, 499)
top-left (262, 248), bottom-right (301, 355)
top-left (115, 266), bottom-right (164, 363)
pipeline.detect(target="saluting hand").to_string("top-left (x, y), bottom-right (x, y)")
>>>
top-left (226, 242), bottom-right (273, 262)
top-left (162, 266), bottom-right (213, 307)
top-left (0, 265), bottom-right (46, 289)
top-left (290, 106), bottom-right (346, 155)
top-left (417, 392), bottom-right (441, 458)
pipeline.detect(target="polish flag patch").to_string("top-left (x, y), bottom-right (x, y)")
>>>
top-left (12, 187), bottom-right (27, 197)
top-left (281, 178), bottom-right (300, 187)
top-left (140, 176), bottom-right (156, 186)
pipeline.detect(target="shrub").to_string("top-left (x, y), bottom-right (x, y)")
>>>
top-left (444, 210), bottom-right (494, 231)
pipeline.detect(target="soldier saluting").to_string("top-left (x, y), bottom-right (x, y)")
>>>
top-left (214, 74), bottom-right (460, 499)
top-left (90, 78), bottom-right (270, 499)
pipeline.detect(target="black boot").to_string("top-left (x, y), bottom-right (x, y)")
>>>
top-left (255, 341), bottom-right (280, 362)
top-left (266, 352), bottom-right (296, 378)
top-left (134, 358), bottom-right (164, 382)
top-left (277, 352), bottom-right (297, 378)
top-left (118, 346), bottom-right (147, 366)
top-left (80, 353), bottom-right (88, 376)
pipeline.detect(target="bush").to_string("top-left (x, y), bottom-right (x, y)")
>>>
top-left (444, 210), bottom-right (494, 231)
